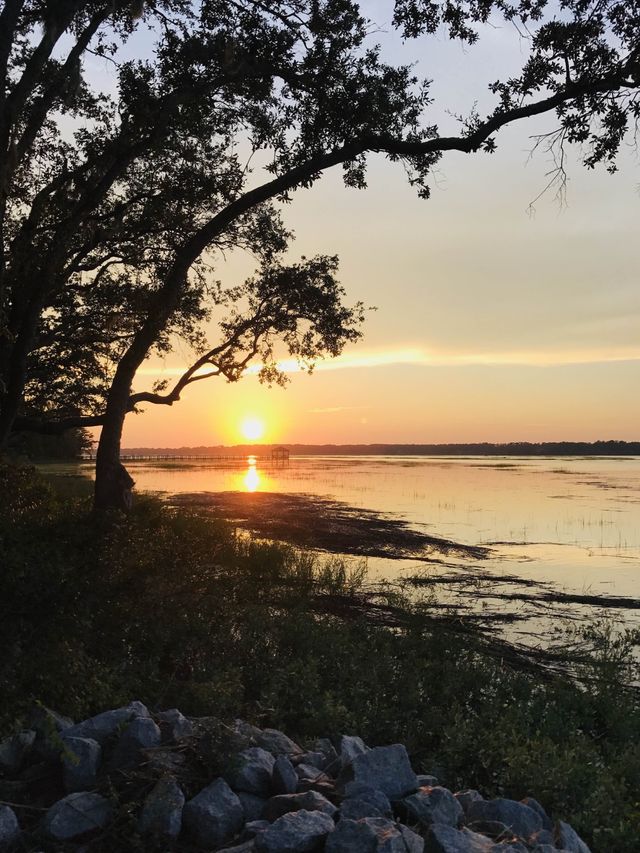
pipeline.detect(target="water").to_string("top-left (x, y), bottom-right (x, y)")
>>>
top-left (55, 455), bottom-right (640, 631)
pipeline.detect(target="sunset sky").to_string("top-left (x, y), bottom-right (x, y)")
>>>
top-left (111, 3), bottom-right (640, 448)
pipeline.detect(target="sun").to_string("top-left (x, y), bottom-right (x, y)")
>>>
top-left (240, 416), bottom-right (266, 441)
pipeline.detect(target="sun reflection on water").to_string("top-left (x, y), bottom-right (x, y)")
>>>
top-left (243, 456), bottom-right (260, 492)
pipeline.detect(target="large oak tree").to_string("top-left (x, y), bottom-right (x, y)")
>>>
top-left (1, 0), bottom-right (638, 509)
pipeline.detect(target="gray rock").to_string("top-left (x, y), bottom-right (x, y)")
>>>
top-left (532, 847), bottom-right (558, 853)
top-left (262, 790), bottom-right (338, 822)
top-left (61, 737), bottom-right (101, 793)
top-left (299, 751), bottom-right (327, 770)
top-left (255, 809), bottom-right (335, 852)
top-left (255, 728), bottom-right (302, 756)
top-left (454, 791), bottom-right (484, 815)
top-left (555, 820), bottom-right (591, 853)
top-left (466, 820), bottom-right (511, 840)
top-left (341, 784), bottom-right (392, 820)
top-left (64, 701), bottom-right (149, 745)
top-left (425, 825), bottom-right (493, 853)
top-left (521, 798), bottom-right (552, 832)
top-left (220, 842), bottom-right (257, 853)
top-left (296, 763), bottom-right (327, 784)
top-left (246, 819), bottom-right (270, 836)
top-left (490, 845), bottom-right (528, 852)
top-left (405, 786), bottom-right (463, 828)
top-left (29, 705), bottom-right (74, 734)
top-left (234, 719), bottom-right (263, 743)
top-left (226, 747), bottom-right (275, 796)
top-left (340, 735), bottom-right (369, 768)
top-left (315, 738), bottom-right (339, 768)
top-left (109, 717), bottom-right (161, 770)
top-left (273, 755), bottom-right (298, 795)
top-left (183, 778), bottom-right (243, 847)
top-left (139, 775), bottom-right (185, 839)
top-left (0, 731), bottom-right (35, 774)
top-left (418, 775), bottom-right (440, 787)
top-left (157, 708), bottom-right (193, 741)
top-left (43, 792), bottom-right (112, 841)
top-left (466, 799), bottom-right (542, 841)
top-left (326, 817), bottom-right (424, 852)
top-left (530, 830), bottom-right (555, 847)
top-left (343, 744), bottom-right (418, 799)
top-left (238, 792), bottom-right (268, 822)
top-left (0, 805), bottom-right (20, 848)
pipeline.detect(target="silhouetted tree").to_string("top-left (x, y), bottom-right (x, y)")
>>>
top-left (1, 1), bottom-right (638, 509)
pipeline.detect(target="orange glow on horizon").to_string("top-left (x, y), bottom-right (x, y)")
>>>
top-left (240, 416), bottom-right (265, 441)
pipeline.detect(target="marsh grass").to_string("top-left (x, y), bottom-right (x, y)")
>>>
top-left (1, 463), bottom-right (639, 851)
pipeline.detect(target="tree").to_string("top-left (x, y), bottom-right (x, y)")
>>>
top-left (1, 0), bottom-right (638, 509)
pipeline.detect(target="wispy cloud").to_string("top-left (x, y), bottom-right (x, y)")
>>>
top-left (308, 405), bottom-right (368, 414)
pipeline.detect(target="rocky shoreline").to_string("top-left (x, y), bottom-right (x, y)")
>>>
top-left (0, 702), bottom-right (590, 852)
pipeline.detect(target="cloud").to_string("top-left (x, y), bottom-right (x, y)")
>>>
top-left (308, 405), bottom-right (368, 414)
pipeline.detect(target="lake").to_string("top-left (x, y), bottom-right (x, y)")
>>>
top-left (52, 454), bottom-right (640, 637)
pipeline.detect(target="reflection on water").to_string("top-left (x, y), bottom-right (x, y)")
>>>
top-left (243, 456), bottom-right (260, 492)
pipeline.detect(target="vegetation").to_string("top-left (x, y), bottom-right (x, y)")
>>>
top-left (1, 463), bottom-right (639, 851)
top-left (1, 1), bottom-right (639, 509)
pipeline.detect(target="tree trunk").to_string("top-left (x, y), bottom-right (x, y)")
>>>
top-left (0, 303), bottom-right (41, 451)
top-left (93, 378), bottom-right (134, 513)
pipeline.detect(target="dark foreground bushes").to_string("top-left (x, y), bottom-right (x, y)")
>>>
top-left (0, 463), bottom-right (639, 851)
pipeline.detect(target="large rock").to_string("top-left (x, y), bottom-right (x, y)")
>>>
top-left (61, 736), bottom-right (101, 792)
top-left (255, 728), bottom-right (302, 756)
top-left (238, 792), bottom-right (267, 822)
top-left (466, 799), bottom-right (542, 841)
top-left (43, 792), bottom-right (112, 841)
top-left (425, 825), bottom-right (493, 853)
top-left (255, 809), bottom-right (335, 852)
top-left (138, 775), bottom-right (185, 839)
top-left (64, 701), bottom-right (149, 745)
top-left (0, 731), bottom-right (35, 775)
top-left (405, 786), bottom-right (463, 827)
top-left (30, 706), bottom-right (74, 760)
top-left (339, 735), bottom-right (369, 768)
top-left (109, 717), bottom-right (161, 770)
top-left (454, 791), bottom-right (483, 815)
top-left (554, 820), bottom-right (591, 853)
top-left (342, 744), bottom-right (418, 799)
top-left (183, 778), bottom-right (244, 847)
top-left (157, 708), bottom-right (193, 741)
top-left (326, 817), bottom-right (424, 852)
top-left (226, 747), bottom-right (275, 796)
top-left (0, 805), bottom-right (20, 848)
top-left (315, 738), bottom-right (339, 769)
top-left (262, 790), bottom-right (338, 822)
top-left (521, 798), bottom-right (552, 832)
top-left (341, 783), bottom-right (392, 820)
top-left (272, 755), bottom-right (298, 795)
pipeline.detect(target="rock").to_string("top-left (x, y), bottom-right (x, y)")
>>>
top-left (299, 751), bottom-right (327, 770)
top-left (262, 790), bottom-right (338, 822)
top-left (43, 792), bottom-right (112, 841)
top-left (226, 747), bottom-right (275, 796)
top-left (315, 738), bottom-right (339, 768)
top-left (341, 784), bottom-right (392, 820)
top-left (466, 799), bottom-right (542, 841)
top-left (255, 728), bottom-right (302, 756)
top-left (425, 825), bottom-right (493, 853)
top-left (491, 844), bottom-right (528, 852)
top-left (342, 744), bottom-right (418, 799)
top-left (238, 792), bottom-right (268, 822)
top-left (296, 763), bottom-right (327, 784)
top-left (326, 816), bottom-right (424, 852)
top-left (220, 842), bottom-right (257, 853)
top-left (339, 735), bottom-right (369, 768)
top-left (29, 705), bottom-right (74, 734)
top-left (529, 829), bottom-right (555, 847)
top-left (532, 847), bottom-right (558, 853)
top-left (555, 820), bottom-right (591, 853)
top-left (157, 708), bottom-right (193, 741)
top-left (466, 820), bottom-right (511, 840)
top-left (246, 819), bottom-right (270, 836)
top-left (521, 798), bottom-right (552, 832)
top-left (0, 731), bottom-right (35, 775)
top-left (139, 775), bottom-right (185, 839)
top-left (145, 746), bottom-right (187, 775)
top-left (455, 790), bottom-right (483, 815)
top-left (61, 737), bottom-right (101, 792)
top-left (234, 719), bottom-right (263, 743)
top-left (272, 755), bottom-right (298, 794)
top-left (109, 717), bottom-right (161, 770)
top-left (64, 701), bottom-right (149, 745)
top-left (0, 805), bottom-right (20, 848)
top-left (418, 775), bottom-right (440, 787)
top-left (405, 786), bottom-right (463, 828)
top-left (183, 778), bottom-right (244, 847)
top-left (255, 809), bottom-right (335, 852)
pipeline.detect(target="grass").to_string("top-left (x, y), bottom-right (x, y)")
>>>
top-left (0, 462), bottom-right (639, 851)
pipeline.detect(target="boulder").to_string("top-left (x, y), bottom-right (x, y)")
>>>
top-left (255, 728), bottom-right (302, 756)
top-left (0, 805), bottom-right (20, 848)
top-left (299, 751), bottom-right (327, 770)
top-left (109, 717), bottom-right (161, 770)
top-left (61, 736), bottom-right (101, 792)
top-left (532, 847), bottom-right (558, 853)
top-left (64, 701), bottom-right (149, 745)
top-left (157, 708), bottom-right (193, 741)
top-left (30, 706), bottom-right (74, 761)
top-left (326, 817), bottom-right (424, 852)
top-left (339, 735), bottom-right (369, 768)
top-left (238, 792), bottom-right (268, 822)
top-left (315, 738), bottom-right (339, 769)
top-left (296, 763), bottom-right (327, 784)
top-left (341, 784), bottom-right (392, 820)
top-left (529, 830), bottom-right (555, 848)
top-left (226, 747), bottom-right (275, 796)
top-left (342, 744), bottom-right (418, 799)
top-left (138, 775), bottom-right (184, 839)
top-left (272, 755), bottom-right (298, 795)
top-left (43, 792), bottom-right (112, 841)
top-left (183, 778), bottom-right (244, 847)
top-left (418, 775), bottom-right (440, 787)
top-left (554, 820), bottom-right (591, 853)
top-left (454, 790), bottom-right (483, 815)
top-left (521, 798), bottom-right (552, 832)
top-left (255, 809), bottom-right (335, 852)
top-left (220, 842), bottom-right (257, 853)
top-left (465, 820), bottom-right (511, 840)
top-left (405, 786), bottom-right (463, 828)
top-left (466, 799), bottom-right (542, 841)
top-left (262, 790), bottom-right (338, 822)
top-left (425, 825), bottom-right (494, 853)
top-left (246, 819), bottom-right (270, 836)
top-left (0, 731), bottom-right (35, 775)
